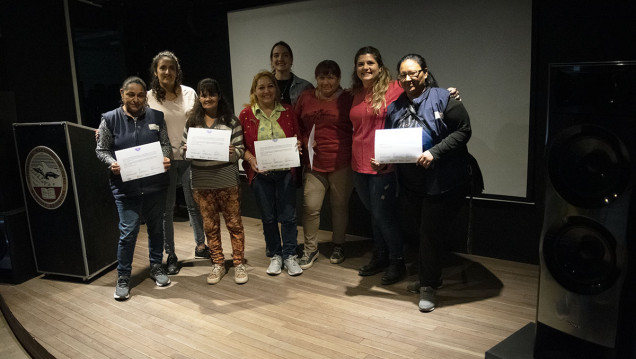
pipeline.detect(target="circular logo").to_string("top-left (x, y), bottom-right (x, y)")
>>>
top-left (25, 146), bottom-right (68, 209)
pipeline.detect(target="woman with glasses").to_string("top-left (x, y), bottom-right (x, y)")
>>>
top-left (239, 71), bottom-right (303, 277)
top-left (295, 60), bottom-right (354, 269)
top-left (384, 54), bottom-right (472, 312)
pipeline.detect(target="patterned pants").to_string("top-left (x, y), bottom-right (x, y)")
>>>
top-left (193, 185), bottom-right (245, 266)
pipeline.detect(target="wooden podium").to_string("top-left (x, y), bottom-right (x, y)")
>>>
top-left (13, 122), bottom-right (119, 280)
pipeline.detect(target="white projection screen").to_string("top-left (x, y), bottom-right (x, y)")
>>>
top-left (228, 0), bottom-right (532, 199)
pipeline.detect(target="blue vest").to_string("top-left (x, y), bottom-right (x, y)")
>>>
top-left (386, 88), bottom-right (469, 196)
top-left (102, 107), bottom-right (169, 198)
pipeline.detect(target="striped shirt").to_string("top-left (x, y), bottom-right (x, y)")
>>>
top-left (180, 115), bottom-right (245, 190)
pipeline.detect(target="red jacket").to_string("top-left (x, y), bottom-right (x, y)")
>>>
top-left (239, 104), bottom-right (300, 184)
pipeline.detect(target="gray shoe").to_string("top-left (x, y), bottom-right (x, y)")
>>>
top-left (419, 286), bottom-right (437, 312)
top-left (298, 250), bottom-right (318, 269)
top-left (150, 263), bottom-right (171, 287)
top-left (284, 255), bottom-right (303, 276)
top-left (266, 255), bottom-right (283, 275)
top-left (330, 246), bottom-right (345, 264)
top-left (207, 264), bottom-right (226, 284)
top-left (114, 275), bottom-right (130, 301)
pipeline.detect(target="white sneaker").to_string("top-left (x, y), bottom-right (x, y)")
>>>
top-left (284, 255), bottom-right (303, 276)
top-left (206, 264), bottom-right (226, 284)
top-left (266, 255), bottom-right (283, 275)
top-left (234, 264), bottom-right (248, 284)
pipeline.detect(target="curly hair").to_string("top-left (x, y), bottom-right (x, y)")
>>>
top-left (248, 71), bottom-right (281, 107)
top-left (149, 50), bottom-right (183, 104)
top-left (350, 46), bottom-right (392, 115)
top-left (186, 78), bottom-right (235, 129)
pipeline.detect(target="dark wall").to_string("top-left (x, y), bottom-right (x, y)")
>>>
top-left (0, 1), bottom-right (77, 212)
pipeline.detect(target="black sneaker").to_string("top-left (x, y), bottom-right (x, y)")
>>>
top-left (166, 253), bottom-right (179, 275)
top-left (114, 275), bottom-right (130, 301)
top-left (330, 246), bottom-right (345, 264)
top-left (358, 254), bottom-right (389, 276)
top-left (194, 245), bottom-right (210, 259)
top-left (381, 259), bottom-right (406, 285)
top-left (150, 263), bottom-right (171, 287)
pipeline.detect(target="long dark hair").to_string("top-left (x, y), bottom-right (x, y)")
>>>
top-left (186, 78), bottom-right (234, 129)
top-left (149, 50), bottom-right (183, 104)
top-left (396, 53), bottom-right (439, 88)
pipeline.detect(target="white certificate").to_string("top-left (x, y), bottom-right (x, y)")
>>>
top-left (115, 141), bottom-right (165, 182)
top-left (374, 128), bottom-right (423, 163)
top-left (186, 127), bottom-right (231, 161)
top-left (254, 137), bottom-right (300, 171)
top-left (308, 124), bottom-right (316, 170)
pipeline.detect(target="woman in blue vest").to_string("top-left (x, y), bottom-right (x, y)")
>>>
top-left (382, 54), bottom-right (472, 312)
top-left (96, 76), bottom-right (172, 301)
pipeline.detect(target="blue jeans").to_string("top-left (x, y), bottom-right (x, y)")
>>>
top-left (115, 190), bottom-right (166, 277)
top-left (353, 171), bottom-right (404, 260)
top-left (164, 160), bottom-right (205, 253)
top-left (251, 171), bottom-right (298, 258)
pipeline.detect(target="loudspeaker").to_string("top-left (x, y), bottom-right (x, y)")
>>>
top-left (0, 208), bottom-right (38, 284)
top-left (535, 62), bottom-right (636, 358)
top-left (13, 122), bottom-right (119, 280)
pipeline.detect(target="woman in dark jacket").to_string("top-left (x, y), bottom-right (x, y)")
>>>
top-left (96, 76), bottom-right (172, 301)
top-left (383, 54), bottom-right (472, 312)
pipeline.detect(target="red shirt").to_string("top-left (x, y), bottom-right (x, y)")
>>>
top-left (295, 89), bottom-right (353, 172)
top-left (239, 104), bottom-right (299, 183)
top-left (349, 81), bottom-right (404, 174)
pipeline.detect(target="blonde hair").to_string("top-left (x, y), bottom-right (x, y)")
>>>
top-left (248, 71), bottom-right (281, 107)
top-left (350, 46), bottom-right (392, 115)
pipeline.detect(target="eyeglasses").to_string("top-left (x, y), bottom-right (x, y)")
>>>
top-left (397, 69), bottom-right (423, 81)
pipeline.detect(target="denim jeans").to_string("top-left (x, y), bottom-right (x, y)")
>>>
top-left (115, 190), bottom-right (166, 277)
top-left (251, 171), bottom-right (298, 259)
top-left (353, 171), bottom-right (404, 260)
top-left (164, 160), bottom-right (205, 253)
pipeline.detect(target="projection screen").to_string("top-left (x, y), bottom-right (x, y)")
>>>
top-left (228, 0), bottom-right (532, 199)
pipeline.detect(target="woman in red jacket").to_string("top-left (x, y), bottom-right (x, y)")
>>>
top-left (239, 71), bottom-right (303, 277)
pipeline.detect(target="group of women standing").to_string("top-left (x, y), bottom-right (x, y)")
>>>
top-left (97, 42), bottom-right (474, 313)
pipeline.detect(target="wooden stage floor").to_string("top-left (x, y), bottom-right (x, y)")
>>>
top-left (0, 216), bottom-right (538, 359)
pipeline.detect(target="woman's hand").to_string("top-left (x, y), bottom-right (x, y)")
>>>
top-left (229, 144), bottom-right (235, 155)
top-left (110, 162), bottom-right (120, 175)
top-left (370, 158), bottom-right (387, 172)
top-left (182, 144), bottom-right (188, 152)
top-left (163, 157), bottom-right (171, 171)
top-left (448, 87), bottom-right (461, 101)
top-left (416, 151), bottom-right (434, 169)
top-left (296, 140), bottom-right (303, 156)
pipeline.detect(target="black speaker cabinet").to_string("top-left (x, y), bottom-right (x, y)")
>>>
top-left (0, 208), bottom-right (37, 284)
top-left (13, 122), bottom-right (119, 280)
top-left (536, 62), bottom-right (636, 358)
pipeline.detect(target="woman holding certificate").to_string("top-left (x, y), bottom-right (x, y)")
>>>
top-left (295, 60), bottom-right (354, 269)
top-left (349, 46), bottom-right (407, 285)
top-left (239, 71), bottom-right (303, 277)
top-left (384, 54), bottom-right (471, 312)
top-left (180, 78), bottom-right (248, 285)
top-left (148, 50), bottom-right (205, 275)
top-left (96, 76), bottom-right (172, 301)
